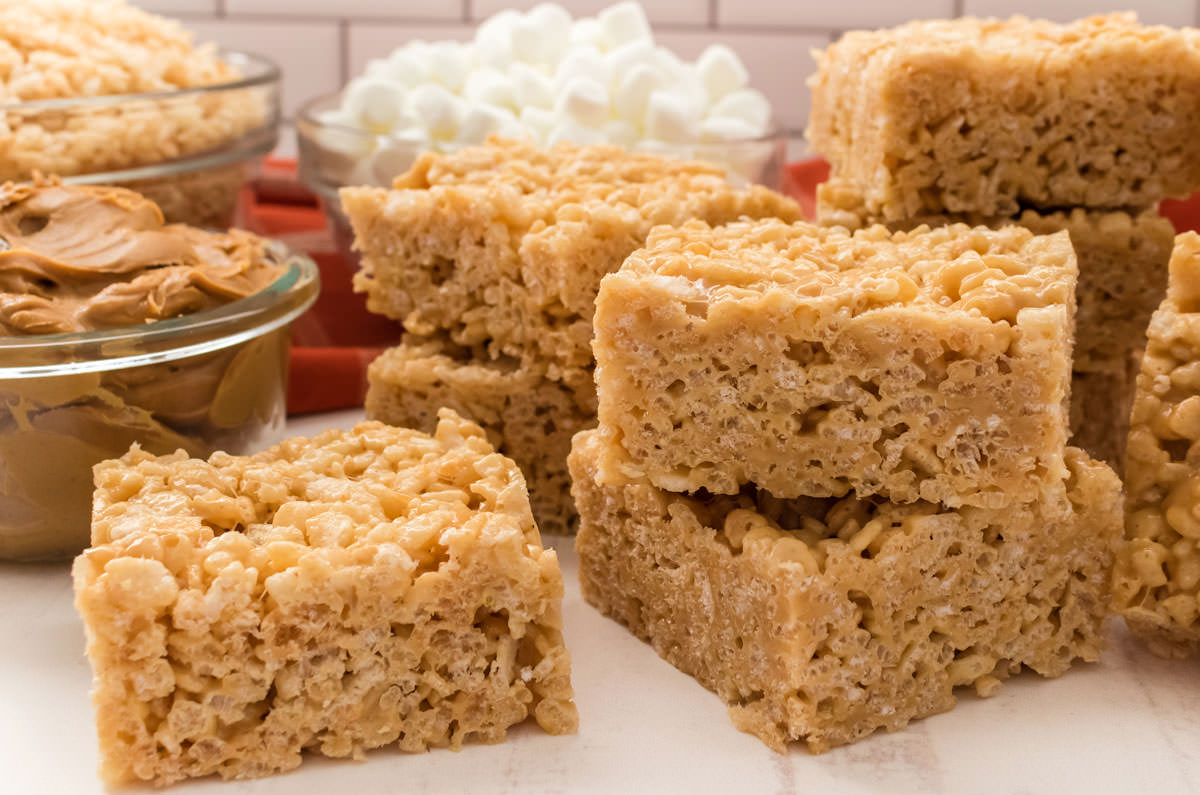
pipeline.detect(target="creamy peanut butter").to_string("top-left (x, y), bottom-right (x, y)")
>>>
top-left (0, 181), bottom-right (293, 560)
top-left (0, 181), bottom-right (283, 336)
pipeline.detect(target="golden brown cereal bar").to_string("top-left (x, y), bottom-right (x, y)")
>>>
top-left (365, 337), bottom-right (596, 535)
top-left (73, 411), bottom-right (577, 786)
top-left (1115, 232), bottom-right (1200, 658)
top-left (593, 218), bottom-right (1076, 509)
top-left (817, 177), bottom-right (1174, 374)
top-left (571, 429), bottom-right (1121, 753)
top-left (341, 138), bottom-right (799, 372)
top-left (807, 14), bottom-right (1200, 221)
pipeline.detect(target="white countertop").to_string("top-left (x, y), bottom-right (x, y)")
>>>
top-left (3, 411), bottom-right (1199, 795)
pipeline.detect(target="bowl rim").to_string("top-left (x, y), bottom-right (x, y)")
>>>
top-left (0, 50), bottom-right (280, 114)
top-left (0, 248), bottom-right (320, 378)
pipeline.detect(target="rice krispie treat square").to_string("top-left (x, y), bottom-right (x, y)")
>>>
top-left (341, 138), bottom-right (800, 372)
top-left (571, 429), bottom-right (1121, 753)
top-left (817, 177), bottom-right (1175, 374)
top-left (73, 411), bottom-right (577, 786)
top-left (593, 218), bottom-right (1076, 509)
top-left (365, 337), bottom-right (596, 536)
top-left (1069, 352), bottom-right (1140, 470)
top-left (806, 13), bottom-right (1200, 221)
top-left (1115, 232), bottom-right (1200, 658)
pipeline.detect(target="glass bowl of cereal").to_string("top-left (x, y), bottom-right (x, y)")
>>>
top-left (0, 181), bottom-right (319, 561)
top-left (1, 49), bottom-right (280, 229)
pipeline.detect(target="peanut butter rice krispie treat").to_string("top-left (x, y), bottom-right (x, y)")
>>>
top-left (341, 138), bottom-right (800, 372)
top-left (73, 411), bottom-right (577, 786)
top-left (366, 337), bottom-right (596, 536)
top-left (807, 13), bottom-right (1200, 221)
top-left (817, 178), bottom-right (1174, 374)
top-left (571, 429), bottom-right (1121, 753)
top-left (593, 218), bottom-right (1077, 509)
top-left (1115, 232), bottom-right (1200, 658)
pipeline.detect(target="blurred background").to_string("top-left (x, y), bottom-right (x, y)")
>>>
top-left (131, 0), bottom-right (1196, 154)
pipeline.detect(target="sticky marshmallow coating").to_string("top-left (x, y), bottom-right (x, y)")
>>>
top-left (320, 2), bottom-right (773, 183)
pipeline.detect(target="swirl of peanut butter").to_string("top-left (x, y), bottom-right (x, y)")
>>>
top-left (0, 180), bottom-right (286, 336)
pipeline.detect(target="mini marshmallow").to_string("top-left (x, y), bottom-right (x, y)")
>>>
top-left (597, 1), bottom-right (651, 51)
top-left (611, 63), bottom-right (662, 126)
top-left (519, 106), bottom-right (557, 143)
top-left (547, 119), bottom-right (608, 146)
top-left (553, 47), bottom-right (611, 94)
top-left (644, 89), bottom-right (700, 144)
top-left (699, 115), bottom-right (761, 142)
top-left (695, 44), bottom-right (748, 104)
top-left (605, 39), bottom-right (656, 82)
top-left (425, 42), bottom-right (472, 93)
top-left (569, 18), bottom-right (602, 50)
top-left (463, 68), bottom-right (516, 110)
top-left (554, 76), bottom-right (609, 128)
top-left (509, 62), bottom-right (555, 109)
top-left (343, 77), bottom-right (408, 132)
top-left (603, 119), bottom-right (638, 148)
top-left (381, 49), bottom-right (431, 88)
top-left (708, 87), bottom-right (771, 133)
top-left (458, 104), bottom-right (522, 145)
top-left (406, 82), bottom-right (464, 141)
top-left (370, 131), bottom-right (428, 182)
top-left (512, 6), bottom-right (571, 69)
top-left (475, 8), bottom-right (520, 70)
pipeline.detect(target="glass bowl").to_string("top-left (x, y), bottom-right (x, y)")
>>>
top-left (0, 249), bottom-right (319, 561)
top-left (0, 50), bottom-right (280, 229)
top-left (295, 91), bottom-right (786, 265)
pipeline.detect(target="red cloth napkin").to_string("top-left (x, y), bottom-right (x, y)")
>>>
top-left (250, 157), bottom-right (1200, 416)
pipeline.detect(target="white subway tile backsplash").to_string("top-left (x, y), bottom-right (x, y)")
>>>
top-left (226, 0), bottom-right (465, 21)
top-left (347, 23), bottom-right (475, 78)
top-left (470, 0), bottom-right (710, 26)
top-left (960, 0), bottom-right (1195, 26)
top-left (654, 30), bottom-right (830, 133)
top-left (127, 0), bottom-right (217, 13)
top-left (183, 20), bottom-right (343, 115)
top-left (717, 0), bottom-right (955, 30)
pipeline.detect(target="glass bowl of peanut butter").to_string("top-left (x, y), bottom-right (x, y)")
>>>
top-left (0, 180), bottom-right (319, 561)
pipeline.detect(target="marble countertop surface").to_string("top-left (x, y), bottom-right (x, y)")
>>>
top-left (4, 411), bottom-right (1199, 794)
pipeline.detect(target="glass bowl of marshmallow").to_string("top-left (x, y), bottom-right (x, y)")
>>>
top-left (296, 1), bottom-right (785, 258)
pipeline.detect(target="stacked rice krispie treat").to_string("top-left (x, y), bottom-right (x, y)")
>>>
top-left (807, 13), bottom-right (1200, 468)
top-left (574, 219), bottom-right (1123, 752)
top-left (1114, 233), bottom-right (1200, 659)
top-left (342, 138), bottom-right (799, 534)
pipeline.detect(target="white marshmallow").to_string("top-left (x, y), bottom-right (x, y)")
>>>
top-left (425, 42), bottom-right (472, 92)
top-left (611, 63), bottom-right (662, 126)
top-left (644, 89), bottom-right (700, 143)
top-left (343, 77), bottom-right (408, 132)
top-left (569, 18), bottom-right (603, 50)
top-left (554, 77), bottom-right (610, 128)
top-left (458, 104), bottom-right (521, 145)
top-left (603, 119), bottom-right (638, 148)
top-left (371, 132), bottom-right (427, 182)
top-left (405, 82), bottom-right (464, 141)
top-left (519, 106), bottom-right (557, 144)
top-left (652, 47), bottom-right (705, 112)
top-left (597, 2), bottom-right (652, 50)
top-left (383, 50), bottom-right (431, 88)
top-left (553, 47), bottom-right (611, 94)
top-left (606, 39), bottom-right (656, 81)
top-left (699, 115), bottom-right (761, 142)
top-left (463, 68), bottom-right (516, 110)
top-left (509, 62), bottom-right (555, 109)
top-left (546, 119), bottom-right (608, 146)
top-left (512, 6), bottom-right (571, 69)
top-left (708, 87), bottom-right (771, 133)
top-left (695, 44), bottom-right (748, 104)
